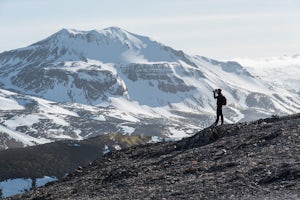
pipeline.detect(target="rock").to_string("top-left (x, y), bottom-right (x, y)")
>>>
top-left (6, 114), bottom-right (300, 200)
top-left (214, 149), bottom-right (227, 156)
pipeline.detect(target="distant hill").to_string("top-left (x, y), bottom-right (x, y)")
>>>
top-left (0, 133), bottom-right (151, 181)
top-left (7, 114), bottom-right (300, 200)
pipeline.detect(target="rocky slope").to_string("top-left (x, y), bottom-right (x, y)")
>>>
top-left (7, 114), bottom-right (300, 200)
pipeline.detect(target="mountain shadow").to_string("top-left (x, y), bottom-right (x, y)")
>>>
top-left (0, 133), bottom-right (151, 182)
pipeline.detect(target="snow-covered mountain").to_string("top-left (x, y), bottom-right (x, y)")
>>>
top-left (0, 27), bottom-right (299, 149)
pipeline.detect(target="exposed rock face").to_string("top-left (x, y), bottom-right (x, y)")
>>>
top-left (7, 114), bottom-right (300, 200)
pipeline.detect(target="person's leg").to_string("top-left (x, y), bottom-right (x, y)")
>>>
top-left (220, 108), bottom-right (224, 125)
top-left (215, 108), bottom-right (220, 125)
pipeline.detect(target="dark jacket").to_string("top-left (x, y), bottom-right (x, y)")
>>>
top-left (214, 93), bottom-right (224, 108)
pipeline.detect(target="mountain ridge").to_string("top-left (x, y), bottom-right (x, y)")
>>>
top-left (22, 26), bottom-right (184, 64)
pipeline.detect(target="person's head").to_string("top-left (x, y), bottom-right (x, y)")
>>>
top-left (217, 88), bottom-right (222, 94)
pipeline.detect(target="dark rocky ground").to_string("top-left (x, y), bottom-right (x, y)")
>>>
top-left (6, 114), bottom-right (300, 200)
top-left (0, 133), bottom-right (151, 181)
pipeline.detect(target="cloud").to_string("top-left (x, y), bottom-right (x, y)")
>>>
top-left (234, 55), bottom-right (300, 68)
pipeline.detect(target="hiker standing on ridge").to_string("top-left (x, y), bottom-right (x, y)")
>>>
top-left (213, 88), bottom-right (226, 125)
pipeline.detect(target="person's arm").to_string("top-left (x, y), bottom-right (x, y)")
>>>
top-left (213, 91), bottom-right (217, 99)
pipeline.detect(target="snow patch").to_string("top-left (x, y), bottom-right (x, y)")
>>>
top-left (102, 145), bottom-right (110, 155)
top-left (113, 144), bottom-right (122, 150)
top-left (168, 127), bottom-right (190, 139)
top-left (119, 125), bottom-right (135, 135)
top-left (0, 125), bottom-right (51, 146)
top-left (4, 115), bottom-right (41, 129)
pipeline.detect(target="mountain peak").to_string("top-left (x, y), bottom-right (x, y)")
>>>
top-left (103, 26), bottom-right (127, 33)
top-left (25, 26), bottom-right (180, 64)
top-left (56, 28), bottom-right (84, 35)
top-left (55, 26), bottom-right (129, 37)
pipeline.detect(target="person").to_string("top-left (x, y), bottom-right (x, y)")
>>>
top-left (213, 88), bottom-right (224, 125)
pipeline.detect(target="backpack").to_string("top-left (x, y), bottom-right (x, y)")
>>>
top-left (221, 95), bottom-right (227, 106)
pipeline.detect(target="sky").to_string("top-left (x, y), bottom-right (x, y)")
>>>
top-left (1, 0), bottom-right (300, 60)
